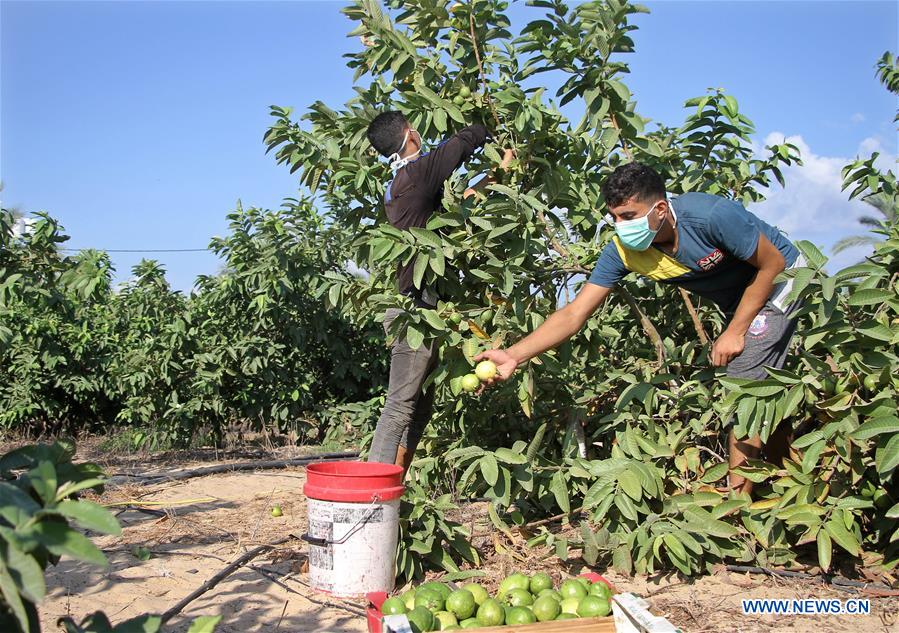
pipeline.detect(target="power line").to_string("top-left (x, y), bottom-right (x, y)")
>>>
top-left (59, 248), bottom-right (212, 253)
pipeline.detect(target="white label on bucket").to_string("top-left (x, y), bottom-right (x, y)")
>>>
top-left (308, 517), bottom-right (334, 583)
top-left (334, 505), bottom-right (385, 523)
top-left (306, 497), bottom-right (401, 598)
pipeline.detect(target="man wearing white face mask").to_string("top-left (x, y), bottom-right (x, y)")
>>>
top-left (476, 162), bottom-right (803, 495)
top-left (365, 111), bottom-right (514, 473)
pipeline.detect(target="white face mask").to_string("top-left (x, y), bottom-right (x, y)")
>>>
top-left (387, 129), bottom-right (421, 171)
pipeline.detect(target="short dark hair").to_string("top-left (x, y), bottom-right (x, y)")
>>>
top-left (366, 111), bottom-right (409, 157)
top-left (601, 162), bottom-right (666, 208)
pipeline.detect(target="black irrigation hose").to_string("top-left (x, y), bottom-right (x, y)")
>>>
top-left (110, 451), bottom-right (360, 485)
top-left (726, 565), bottom-right (895, 592)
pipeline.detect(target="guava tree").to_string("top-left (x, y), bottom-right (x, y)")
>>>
top-left (270, 3), bottom-right (897, 583)
top-left (265, 0), bottom-right (798, 419)
top-left (0, 199), bottom-right (388, 447)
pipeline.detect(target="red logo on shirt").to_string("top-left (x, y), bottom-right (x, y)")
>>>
top-left (697, 249), bottom-right (724, 271)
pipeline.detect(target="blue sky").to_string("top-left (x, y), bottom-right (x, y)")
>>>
top-left (3, 0), bottom-right (897, 292)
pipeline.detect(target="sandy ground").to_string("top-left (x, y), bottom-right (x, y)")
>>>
top-left (41, 468), bottom-right (368, 632)
top-left (29, 448), bottom-right (897, 633)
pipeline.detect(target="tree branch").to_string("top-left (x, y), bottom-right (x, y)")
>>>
top-left (468, 11), bottom-right (503, 131)
top-left (616, 287), bottom-right (665, 366)
top-left (160, 537), bottom-right (293, 624)
top-left (609, 112), bottom-right (633, 161)
top-left (678, 287), bottom-right (709, 346)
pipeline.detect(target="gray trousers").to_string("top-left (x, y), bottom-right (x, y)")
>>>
top-left (726, 300), bottom-right (800, 381)
top-left (368, 308), bottom-right (438, 463)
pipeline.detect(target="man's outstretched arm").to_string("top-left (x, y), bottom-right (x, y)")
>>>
top-left (417, 124), bottom-right (490, 194)
top-left (475, 283), bottom-right (612, 383)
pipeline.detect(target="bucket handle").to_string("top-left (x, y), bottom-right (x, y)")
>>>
top-left (303, 494), bottom-right (382, 547)
top-left (300, 534), bottom-right (330, 548)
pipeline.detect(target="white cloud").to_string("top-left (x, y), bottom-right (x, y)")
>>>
top-left (748, 132), bottom-right (895, 271)
top-left (850, 112), bottom-right (865, 124)
top-left (346, 259), bottom-right (370, 279)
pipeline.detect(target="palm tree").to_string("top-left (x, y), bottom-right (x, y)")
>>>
top-left (832, 192), bottom-right (898, 254)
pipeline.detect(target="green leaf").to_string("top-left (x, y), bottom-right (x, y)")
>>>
top-left (30, 460), bottom-right (57, 506)
top-left (487, 504), bottom-right (514, 542)
top-left (2, 539), bottom-right (45, 603)
top-left (816, 529), bottom-right (832, 572)
top-left (185, 615), bottom-right (222, 633)
top-left (494, 447), bottom-right (527, 465)
top-left (740, 381), bottom-right (785, 397)
top-left (419, 309), bottom-right (447, 331)
top-left (55, 478), bottom-right (106, 501)
top-left (612, 544), bottom-right (632, 575)
top-left (618, 469), bottom-right (642, 501)
top-left (613, 493), bottom-right (637, 521)
top-left (801, 440), bottom-right (826, 474)
top-left (581, 523), bottom-right (599, 566)
top-left (825, 519), bottom-right (860, 557)
top-left (782, 385), bottom-right (805, 418)
top-left (406, 326), bottom-right (424, 350)
top-left (723, 94), bottom-right (738, 116)
top-left (797, 240), bottom-right (827, 269)
top-left (876, 433), bottom-right (899, 475)
top-left (856, 321), bottom-right (895, 342)
top-left (663, 533), bottom-right (688, 564)
top-left (847, 288), bottom-right (895, 306)
top-left (55, 500), bottom-right (122, 536)
top-left (700, 462), bottom-right (729, 483)
top-left (688, 516), bottom-right (739, 538)
top-left (851, 416), bottom-right (899, 440)
top-left (550, 471), bottom-right (570, 514)
top-left (409, 227), bottom-right (443, 249)
top-left (526, 423), bottom-right (547, 462)
top-left (412, 253), bottom-right (429, 289)
top-left (429, 250), bottom-right (445, 276)
top-left (710, 499), bottom-right (748, 519)
top-left (110, 614), bottom-right (163, 633)
top-left (0, 482), bottom-right (41, 528)
top-left (31, 521), bottom-right (108, 566)
top-left (480, 454), bottom-right (498, 487)
top-left (0, 562), bottom-right (29, 633)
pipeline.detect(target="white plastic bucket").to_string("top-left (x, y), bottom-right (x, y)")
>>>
top-left (303, 461), bottom-right (404, 598)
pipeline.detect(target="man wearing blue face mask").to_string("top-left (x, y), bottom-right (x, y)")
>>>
top-left (476, 162), bottom-right (804, 495)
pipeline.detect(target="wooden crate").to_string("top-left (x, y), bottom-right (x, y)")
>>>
top-left (369, 573), bottom-right (620, 633)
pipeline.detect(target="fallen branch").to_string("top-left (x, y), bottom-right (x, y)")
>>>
top-left (725, 565), bottom-right (898, 595)
top-left (160, 536), bottom-right (293, 624)
top-left (110, 451), bottom-right (359, 486)
top-left (250, 564), bottom-right (368, 618)
top-left (104, 497), bottom-right (216, 508)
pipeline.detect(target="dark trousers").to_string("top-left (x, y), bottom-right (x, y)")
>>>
top-left (367, 308), bottom-right (438, 463)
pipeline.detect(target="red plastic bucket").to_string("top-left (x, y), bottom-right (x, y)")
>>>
top-left (304, 461), bottom-right (404, 503)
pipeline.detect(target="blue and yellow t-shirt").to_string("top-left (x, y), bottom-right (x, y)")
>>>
top-left (588, 192), bottom-right (799, 313)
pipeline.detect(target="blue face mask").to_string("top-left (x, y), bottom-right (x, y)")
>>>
top-left (612, 199), bottom-right (666, 251)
